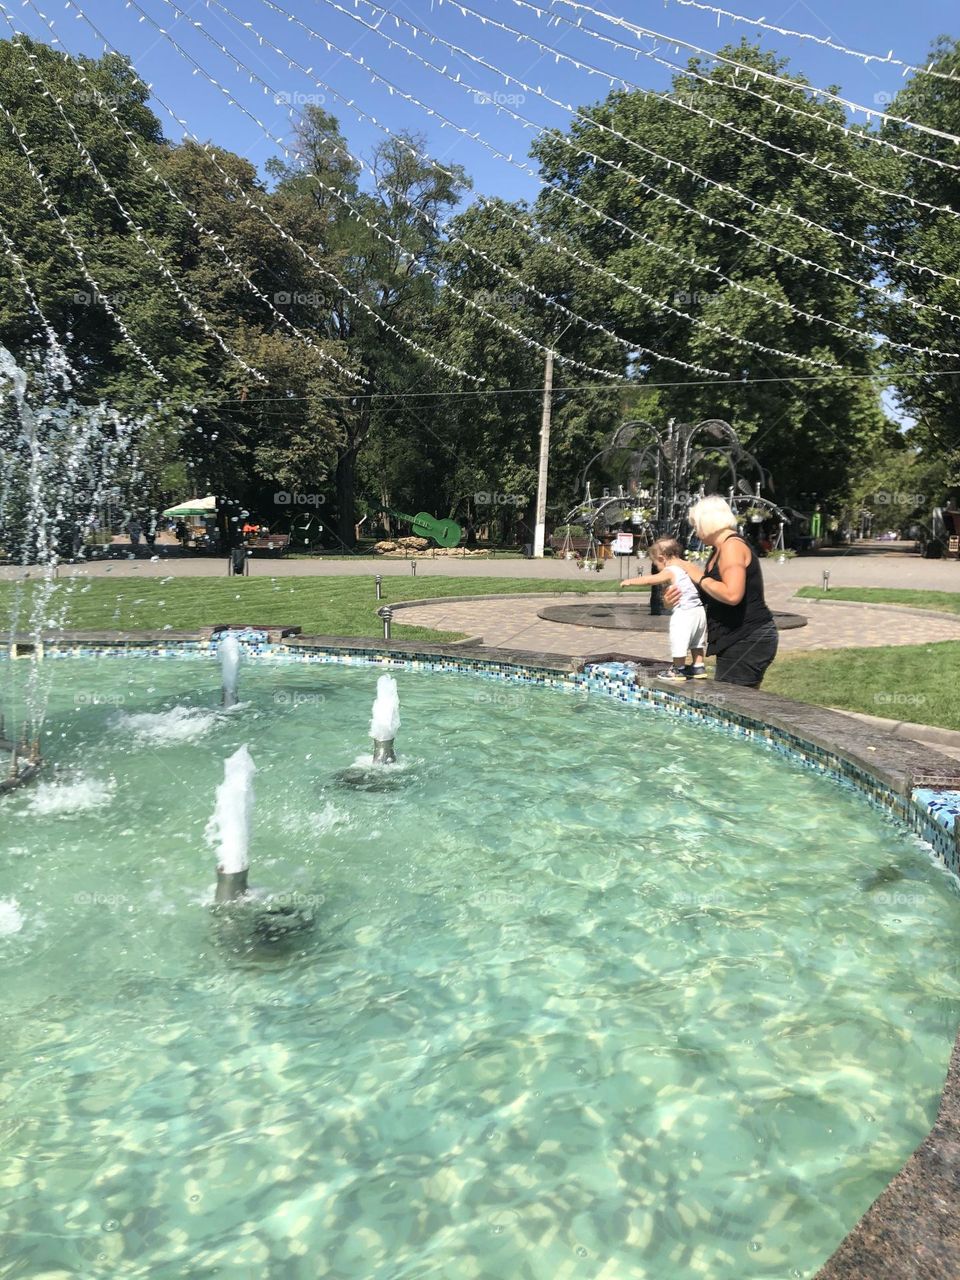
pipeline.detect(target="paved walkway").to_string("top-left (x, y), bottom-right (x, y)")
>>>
top-left (3, 539), bottom-right (960, 590)
top-left (393, 588), bottom-right (960, 656)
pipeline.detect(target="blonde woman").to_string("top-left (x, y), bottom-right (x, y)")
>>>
top-left (663, 495), bottom-right (779, 687)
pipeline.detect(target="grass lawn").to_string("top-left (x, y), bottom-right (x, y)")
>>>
top-left (0, 575), bottom-right (646, 643)
top-left (797, 586), bottom-right (960, 615)
top-left (764, 641), bottom-right (960, 732)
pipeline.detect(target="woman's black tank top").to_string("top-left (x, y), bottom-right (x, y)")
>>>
top-left (699, 534), bottom-right (775, 654)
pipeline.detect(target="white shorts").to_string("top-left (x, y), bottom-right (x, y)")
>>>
top-left (669, 605), bottom-right (707, 659)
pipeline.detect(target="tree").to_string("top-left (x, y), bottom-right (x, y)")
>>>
top-left (528, 41), bottom-right (889, 508)
top-left (875, 37), bottom-right (960, 486)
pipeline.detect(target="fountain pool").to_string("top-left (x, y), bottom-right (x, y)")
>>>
top-left (2, 655), bottom-right (959, 1278)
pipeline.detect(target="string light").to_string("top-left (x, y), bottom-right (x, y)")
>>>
top-left (112, 0), bottom-right (726, 380)
top-left (654, 0), bottom-right (960, 85)
top-left (306, 0), bottom-right (960, 298)
top-left (548, 0), bottom-right (960, 146)
top-left (334, 0), bottom-right (960, 220)
top-left (59, 2), bottom-right (766, 376)
top-left (0, 95), bottom-right (165, 381)
top-left (1, 17), bottom-right (269, 385)
top-left (55, 4), bottom-right (490, 384)
top-left (202, 0), bottom-right (960, 356)
top-left (63, 4), bottom-right (485, 382)
top-left (14, 0), bottom-right (365, 387)
top-left (504, 0), bottom-right (960, 176)
top-left (165, 0), bottom-right (960, 360)
top-left (0, 219), bottom-right (64, 355)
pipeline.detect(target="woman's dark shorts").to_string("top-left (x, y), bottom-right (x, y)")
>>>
top-left (714, 622), bottom-right (779, 687)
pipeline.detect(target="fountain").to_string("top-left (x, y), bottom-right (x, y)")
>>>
top-left (207, 744), bottom-right (255, 903)
top-left (0, 341), bottom-right (140, 792)
top-left (370, 674), bottom-right (400, 764)
top-left (334, 674), bottom-right (405, 788)
top-left (205, 743), bottom-right (314, 942)
top-left (218, 632), bottom-right (242, 708)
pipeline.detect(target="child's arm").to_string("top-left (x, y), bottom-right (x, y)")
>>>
top-left (619, 569), bottom-right (672, 589)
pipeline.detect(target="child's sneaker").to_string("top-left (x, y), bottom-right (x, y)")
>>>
top-left (656, 667), bottom-right (689, 682)
top-left (688, 664), bottom-right (708, 680)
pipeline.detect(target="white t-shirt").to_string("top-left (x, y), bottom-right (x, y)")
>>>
top-left (666, 563), bottom-right (703, 611)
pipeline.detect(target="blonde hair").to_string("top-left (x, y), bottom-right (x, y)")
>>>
top-left (650, 537), bottom-right (683, 562)
top-left (688, 494), bottom-right (737, 541)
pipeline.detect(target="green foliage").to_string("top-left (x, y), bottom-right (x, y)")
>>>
top-left (875, 37), bottom-right (960, 484)
top-left (1, 29), bottom-right (955, 543)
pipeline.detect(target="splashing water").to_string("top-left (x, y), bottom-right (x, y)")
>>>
top-left (0, 897), bottom-right (24, 936)
top-left (205, 745), bottom-right (256, 875)
top-left (0, 342), bottom-right (141, 764)
top-left (369, 675), bottom-right (400, 743)
top-left (218, 633), bottom-right (242, 708)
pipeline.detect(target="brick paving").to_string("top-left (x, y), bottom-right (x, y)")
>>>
top-left (394, 588), bottom-right (960, 658)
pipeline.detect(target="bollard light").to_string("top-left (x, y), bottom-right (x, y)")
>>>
top-left (822, 570), bottom-right (831, 591)
top-left (377, 604), bottom-right (393, 640)
top-left (375, 574), bottom-right (383, 600)
top-left (411, 560), bottom-right (417, 576)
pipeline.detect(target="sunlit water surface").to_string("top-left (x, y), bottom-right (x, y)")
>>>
top-left (1, 657), bottom-right (959, 1279)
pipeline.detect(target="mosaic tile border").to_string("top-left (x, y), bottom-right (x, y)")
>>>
top-left (4, 639), bottom-right (959, 877)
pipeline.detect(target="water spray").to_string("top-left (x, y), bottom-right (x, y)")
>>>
top-left (208, 744), bottom-right (255, 903)
top-left (219, 632), bottom-right (242, 708)
top-left (370, 675), bottom-right (400, 764)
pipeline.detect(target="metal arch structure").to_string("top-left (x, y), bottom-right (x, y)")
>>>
top-left (569, 417), bottom-right (790, 610)
top-left (577, 417), bottom-right (787, 542)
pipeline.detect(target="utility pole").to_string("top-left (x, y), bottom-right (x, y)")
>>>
top-left (532, 347), bottom-right (554, 558)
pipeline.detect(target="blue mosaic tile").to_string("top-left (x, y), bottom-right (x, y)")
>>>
top-left (913, 788), bottom-right (960, 838)
top-left (5, 640), bottom-right (959, 880)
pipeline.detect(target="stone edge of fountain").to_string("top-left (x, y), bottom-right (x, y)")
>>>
top-left (3, 628), bottom-right (960, 1276)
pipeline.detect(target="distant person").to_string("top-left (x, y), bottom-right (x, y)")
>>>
top-left (620, 537), bottom-right (707, 681)
top-left (127, 516), bottom-right (141, 549)
top-left (175, 519), bottom-right (189, 548)
top-left (144, 514), bottom-right (157, 550)
top-left (664, 495), bottom-right (778, 688)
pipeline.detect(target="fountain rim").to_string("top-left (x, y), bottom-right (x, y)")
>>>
top-left (3, 630), bottom-right (960, 1277)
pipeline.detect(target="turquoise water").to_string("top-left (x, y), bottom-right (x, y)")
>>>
top-left (1, 656), bottom-right (959, 1279)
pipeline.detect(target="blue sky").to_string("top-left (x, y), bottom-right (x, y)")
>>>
top-left (13, 0), bottom-right (957, 208)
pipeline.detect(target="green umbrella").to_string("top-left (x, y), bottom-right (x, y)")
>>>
top-left (161, 495), bottom-right (218, 518)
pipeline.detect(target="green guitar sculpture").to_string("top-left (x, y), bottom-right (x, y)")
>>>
top-left (384, 508), bottom-right (462, 549)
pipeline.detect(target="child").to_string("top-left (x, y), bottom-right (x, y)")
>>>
top-left (620, 537), bottom-right (707, 681)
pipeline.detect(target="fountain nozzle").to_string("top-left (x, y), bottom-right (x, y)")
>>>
top-left (372, 738), bottom-right (396, 764)
top-left (215, 868), bottom-right (249, 903)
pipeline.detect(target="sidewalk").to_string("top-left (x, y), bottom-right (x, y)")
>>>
top-left (389, 590), bottom-right (960, 656)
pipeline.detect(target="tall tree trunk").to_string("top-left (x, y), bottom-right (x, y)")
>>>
top-left (336, 445), bottom-right (358, 547)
